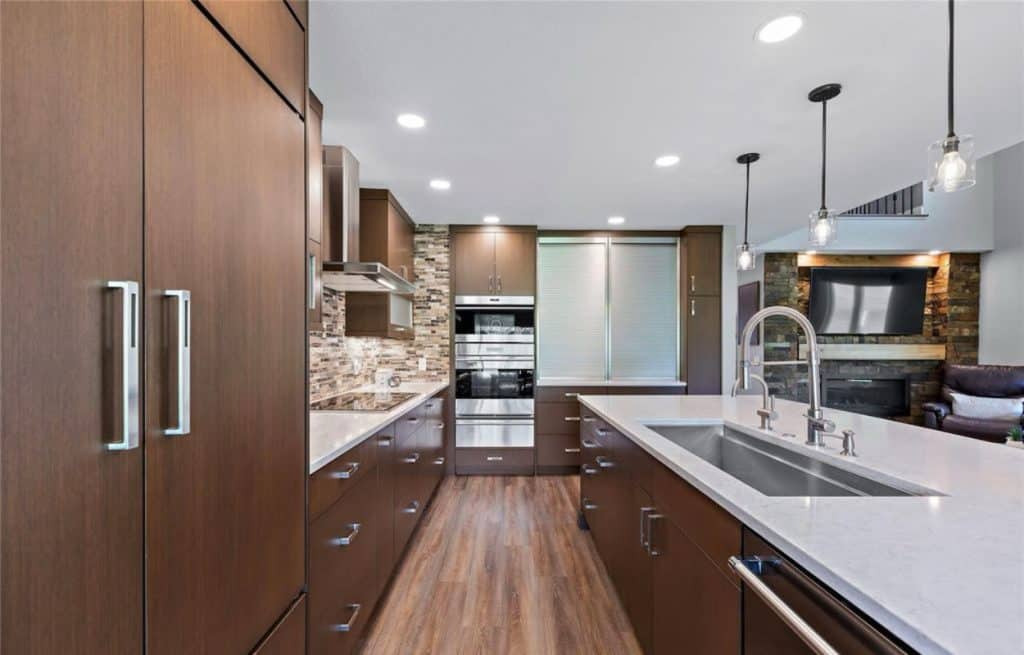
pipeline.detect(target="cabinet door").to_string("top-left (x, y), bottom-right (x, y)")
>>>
top-left (452, 230), bottom-right (496, 296)
top-left (388, 201), bottom-right (415, 282)
top-left (621, 486), bottom-right (655, 654)
top-left (685, 295), bottom-right (722, 394)
top-left (651, 516), bottom-right (739, 655)
top-left (494, 230), bottom-right (536, 296)
top-left (1, 2), bottom-right (144, 653)
top-left (376, 429), bottom-right (397, 598)
top-left (685, 230), bottom-right (722, 296)
top-left (144, 3), bottom-right (306, 653)
top-left (253, 595), bottom-right (307, 655)
top-left (307, 90), bottom-right (323, 243)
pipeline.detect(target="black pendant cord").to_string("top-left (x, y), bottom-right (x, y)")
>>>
top-left (743, 161), bottom-right (751, 245)
top-left (947, 0), bottom-right (956, 138)
top-left (820, 100), bottom-right (828, 211)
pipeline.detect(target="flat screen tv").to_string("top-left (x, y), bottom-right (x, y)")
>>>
top-left (808, 267), bottom-right (927, 335)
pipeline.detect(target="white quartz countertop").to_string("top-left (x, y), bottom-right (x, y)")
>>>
top-left (309, 381), bottom-right (449, 474)
top-left (577, 393), bottom-right (1024, 655)
top-left (536, 378), bottom-right (687, 387)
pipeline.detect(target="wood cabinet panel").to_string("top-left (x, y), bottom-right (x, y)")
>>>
top-left (536, 433), bottom-right (583, 467)
top-left (535, 386), bottom-right (607, 403)
top-left (684, 228), bottom-right (722, 297)
top-left (653, 463), bottom-right (740, 578)
top-left (310, 435), bottom-right (378, 520)
top-left (360, 188), bottom-right (415, 282)
top-left (394, 429), bottom-right (426, 555)
top-left (651, 514), bottom-right (740, 655)
top-left (198, 0), bottom-right (305, 113)
top-left (455, 447), bottom-right (535, 474)
top-left (452, 230), bottom-right (496, 296)
top-left (685, 295), bottom-right (722, 394)
top-left (307, 90), bottom-right (323, 243)
top-left (253, 595), bottom-right (307, 655)
top-left (143, 4), bottom-right (306, 652)
top-left (1, 2), bottom-right (144, 652)
top-left (388, 200), bottom-right (415, 282)
top-left (309, 472), bottom-right (380, 655)
top-left (494, 229), bottom-right (536, 295)
top-left (605, 385), bottom-right (687, 396)
top-left (375, 428), bottom-right (397, 599)
top-left (621, 485), bottom-right (654, 654)
top-left (536, 401), bottom-right (582, 435)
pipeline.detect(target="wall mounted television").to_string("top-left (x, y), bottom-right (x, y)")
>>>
top-left (808, 267), bottom-right (928, 335)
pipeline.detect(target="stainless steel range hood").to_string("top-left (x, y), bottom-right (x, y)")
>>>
top-left (320, 145), bottom-right (417, 295)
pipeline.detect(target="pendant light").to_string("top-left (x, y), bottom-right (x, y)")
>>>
top-left (808, 83), bottom-right (841, 247)
top-left (927, 0), bottom-right (975, 192)
top-left (736, 152), bottom-right (760, 271)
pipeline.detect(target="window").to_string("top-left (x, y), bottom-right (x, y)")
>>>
top-left (537, 236), bottom-right (678, 381)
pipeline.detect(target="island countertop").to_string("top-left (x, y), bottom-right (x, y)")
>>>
top-left (577, 393), bottom-right (1024, 655)
top-left (309, 381), bottom-right (449, 474)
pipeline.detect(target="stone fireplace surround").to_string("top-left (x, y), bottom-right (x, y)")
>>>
top-left (761, 253), bottom-right (980, 424)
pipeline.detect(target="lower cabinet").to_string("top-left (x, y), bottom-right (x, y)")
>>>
top-left (309, 391), bottom-right (448, 655)
top-left (253, 595), bottom-right (307, 655)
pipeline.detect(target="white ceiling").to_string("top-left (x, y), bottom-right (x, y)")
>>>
top-left (309, 1), bottom-right (1024, 243)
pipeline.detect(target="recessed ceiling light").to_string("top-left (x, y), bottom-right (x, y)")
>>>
top-left (483, 215), bottom-right (500, 224)
top-left (608, 216), bottom-right (626, 225)
top-left (756, 15), bottom-right (804, 44)
top-left (429, 179), bottom-right (451, 191)
top-left (655, 154), bottom-right (681, 168)
top-left (928, 249), bottom-right (942, 256)
top-left (396, 113), bottom-right (426, 129)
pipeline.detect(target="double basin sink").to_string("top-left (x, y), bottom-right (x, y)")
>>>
top-left (646, 424), bottom-right (938, 497)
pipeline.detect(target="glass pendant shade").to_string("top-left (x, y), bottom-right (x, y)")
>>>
top-left (736, 243), bottom-right (756, 271)
top-left (808, 208), bottom-right (838, 247)
top-left (927, 134), bottom-right (975, 192)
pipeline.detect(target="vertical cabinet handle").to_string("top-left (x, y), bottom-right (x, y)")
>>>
top-left (106, 281), bottom-right (140, 450)
top-left (333, 603), bottom-right (362, 632)
top-left (334, 522), bottom-right (361, 546)
top-left (690, 274), bottom-right (696, 292)
top-left (690, 299), bottom-right (696, 317)
top-left (488, 274), bottom-right (493, 293)
top-left (164, 290), bottom-right (191, 436)
top-left (639, 506), bottom-right (656, 549)
top-left (496, 274), bottom-right (502, 292)
top-left (645, 513), bottom-right (664, 556)
top-left (308, 253), bottom-right (317, 310)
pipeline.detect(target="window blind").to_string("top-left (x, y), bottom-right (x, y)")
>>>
top-left (609, 241), bottom-right (678, 379)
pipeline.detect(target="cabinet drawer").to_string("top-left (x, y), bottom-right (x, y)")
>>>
top-left (455, 447), bottom-right (534, 475)
top-left (394, 430), bottom-right (426, 556)
top-left (604, 385), bottom-right (687, 396)
top-left (535, 401), bottom-right (580, 435)
top-left (309, 474), bottom-right (379, 655)
top-left (309, 436), bottom-right (378, 521)
top-left (535, 386), bottom-right (607, 403)
top-left (396, 406), bottom-right (425, 443)
top-left (197, 0), bottom-right (305, 113)
top-left (536, 433), bottom-right (582, 467)
top-left (653, 463), bottom-right (740, 577)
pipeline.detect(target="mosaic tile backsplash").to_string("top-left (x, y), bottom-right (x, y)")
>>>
top-left (309, 224), bottom-right (451, 404)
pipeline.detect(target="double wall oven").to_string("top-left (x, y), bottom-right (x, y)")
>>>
top-left (454, 296), bottom-right (535, 449)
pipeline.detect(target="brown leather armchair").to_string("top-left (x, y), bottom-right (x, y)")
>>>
top-left (923, 364), bottom-right (1024, 442)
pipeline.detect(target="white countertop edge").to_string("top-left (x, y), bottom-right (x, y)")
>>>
top-left (577, 395), bottom-right (951, 655)
top-left (309, 381), bottom-right (449, 474)
top-left (536, 378), bottom-right (687, 387)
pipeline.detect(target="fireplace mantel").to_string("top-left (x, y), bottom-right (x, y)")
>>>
top-left (797, 343), bottom-right (947, 361)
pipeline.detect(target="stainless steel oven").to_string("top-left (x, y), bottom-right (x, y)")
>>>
top-left (454, 298), bottom-right (535, 448)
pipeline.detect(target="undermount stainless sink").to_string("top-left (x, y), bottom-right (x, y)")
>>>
top-left (646, 424), bottom-right (934, 497)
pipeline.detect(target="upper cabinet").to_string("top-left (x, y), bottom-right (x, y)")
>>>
top-left (684, 227), bottom-right (722, 297)
top-left (453, 227), bottom-right (536, 297)
top-left (359, 189), bottom-right (415, 283)
top-left (680, 226), bottom-right (723, 394)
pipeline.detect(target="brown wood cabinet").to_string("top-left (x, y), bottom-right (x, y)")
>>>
top-left (681, 226), bottom-right (723, 394)
top-left (143, 3), bottom-right (306, 653)
top-left (452, 226), bottom-right (536, 297)
top-left (308, 90), bottom-right (324, 243)
top-left (360, 188), bottom-right (415, 282)
top-left (1, 2), bottom-right (145, 652)
top-left (344, 292), bottom-right (414, 340)
top-left (253, 595), bottom-right (307, 655)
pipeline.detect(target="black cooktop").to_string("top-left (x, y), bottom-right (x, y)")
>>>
top-left (311, 391), bottom-right (417, 412)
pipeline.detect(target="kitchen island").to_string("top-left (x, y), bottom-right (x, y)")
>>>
top-left (578, 393), bottom-right (1024, 655)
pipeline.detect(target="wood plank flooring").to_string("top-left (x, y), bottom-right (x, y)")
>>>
top-left (362, 475), bottom-right (642, 655)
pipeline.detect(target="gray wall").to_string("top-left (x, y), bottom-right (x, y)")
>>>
top-left (979, 142), bottom-right (1024, 364)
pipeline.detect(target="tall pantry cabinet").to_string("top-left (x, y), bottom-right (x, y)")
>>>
top-left (1, 1), bottom-right (308, 653)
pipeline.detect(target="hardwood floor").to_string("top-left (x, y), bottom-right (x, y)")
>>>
top-left (362, 475), bottom-right (642, 655)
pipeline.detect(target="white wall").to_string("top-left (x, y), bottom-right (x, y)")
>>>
top-left (758, 156), bottom-right (995, 253)
top-left (979, 142), bottom-right (1024, 364)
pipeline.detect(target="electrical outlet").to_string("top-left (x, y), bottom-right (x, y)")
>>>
top-left (418, 356), bottom-right (427, 371)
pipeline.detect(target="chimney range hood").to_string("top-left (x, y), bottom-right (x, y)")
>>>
top-left (320, 145), bottom-right (417, 295)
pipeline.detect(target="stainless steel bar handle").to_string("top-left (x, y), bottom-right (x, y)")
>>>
top-left (563, 447), bottom-right (581, 454)
top-left (486, 455), bottom-right (504, 461)
top-left (727, 557), bottom-right (840, 655)
top-left (308, 253), bottom-right (317, 310)
top-left (690, 274), bottom-right (696, 292)
top-left (433, 456), bottom-right (446, 465)
top-left (595, 455), bottom-right (614, 468)
top-left (691, 299), bottom-right (696, 317)
top-left (639, 506), bottom-right (656, 549)
top-left (333, 603), bottom-right (362, 632)
top-left (335, 523), bottom-right (361, 546)
top-left (107, 281), bottom-right (140, 450)
top-left (581, 439), bottom-right (599, 449)
top-left (564, 392), bottom-right (580, 398)
top-left (582, 416), bottom-right (595, 423)
top-left (164, 290), bottom-right (191, 436)
top-left (403, 453), bottom-right (420, 464)
top-left (331, 462), bottom-right (359, 479)
top-left (645, 513), bottom-right (663, 556)
top-left (564, 416), bottom-right (581, 422)
top-left (581, 497), bottom-right (597, 510)
top-left (401, 501), bottom-right (420, 514)
top-left (496, 274), bottom-right (502, 292)
top-left (581, 464), bottom-right (598, 475)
